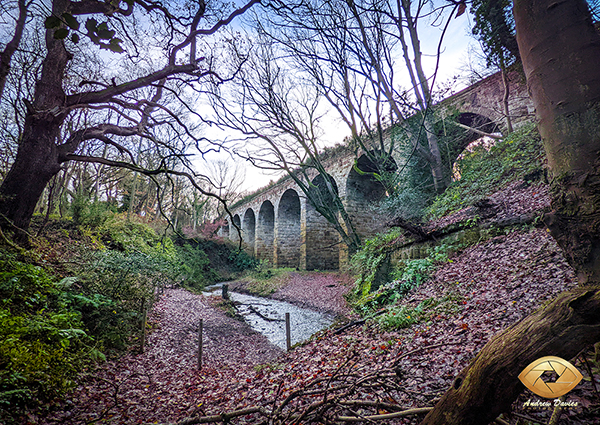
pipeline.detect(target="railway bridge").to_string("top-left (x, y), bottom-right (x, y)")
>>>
top-left (221, 70), bottom-right (535, 270)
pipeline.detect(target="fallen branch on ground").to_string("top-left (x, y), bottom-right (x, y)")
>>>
top-left (158, 342), bottom-right (464, 425)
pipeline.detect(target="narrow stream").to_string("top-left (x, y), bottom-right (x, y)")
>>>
top-left (203, 283), bottom-right (335, 350)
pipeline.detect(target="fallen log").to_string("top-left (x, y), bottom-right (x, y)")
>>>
top-left (421, 287), bottom-right (600, 425)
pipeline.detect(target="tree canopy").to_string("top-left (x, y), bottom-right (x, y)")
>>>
top-left (0, 0), bottom-right (259, 238)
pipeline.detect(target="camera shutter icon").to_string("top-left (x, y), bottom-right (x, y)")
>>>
top-left (518, 356), bottom-right (583, 398)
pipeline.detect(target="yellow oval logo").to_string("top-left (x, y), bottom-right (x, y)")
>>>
top-left (518, 356), bottom-right (583, 398)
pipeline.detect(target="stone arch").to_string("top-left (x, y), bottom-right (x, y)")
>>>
top-left (276, 189), bottom-right (301, 268)
top-left (346, 152), bottom-right (396, 202)
top-left (256, 201), bottom-right (275, 263)
top-left (243, 208), bottom-right (256, 254)
top-left (456, 112), bottom-right (499, 146)
top-left (444, 112), bottom-right (501, 180)
top-left (442, 113), bottom-right (500, 163)
top-left (306, 174), bottom-right (340, 270)
top-left (231, 214), bottom-right (241, 242)
top-left (345, 152), bottom-right (396, 243)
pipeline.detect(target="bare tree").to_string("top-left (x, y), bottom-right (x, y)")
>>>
top-left (0, 0), bottom-right (260, 241)
top-left (210, 39), bottom-right (364, 252)
top-left (251, 0), bottom-right (465, 195)
top-left (206, 158), bottom-right (246, 216)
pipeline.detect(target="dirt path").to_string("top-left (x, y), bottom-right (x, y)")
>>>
top-left (38, 289), bottom-right (281, 425)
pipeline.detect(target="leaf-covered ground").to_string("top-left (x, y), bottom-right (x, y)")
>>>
top-left (269, 272), bottom-right (353, 317)
top-left (27, 181), bottom-right (600, 425)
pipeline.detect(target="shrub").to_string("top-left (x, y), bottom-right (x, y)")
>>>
top-left (175, 243), bottom-right (220, 291)
top-left (71, 195), bottom-right (116, 228)
top-left (100, 213), bottom-right (161, 252)
top-left (0, 260), bottom-right (56, 315)
top-left (0, 257), bottom-right (91, 419)
top-left (228, 248), bottom-right (260, 271)
top-left (71, 249), bottom-right (173, 350)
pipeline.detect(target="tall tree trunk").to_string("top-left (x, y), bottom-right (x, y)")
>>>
top-left (0, 115), bottom-right (63, 234)
top-left (421, 1), bottom-right (600, 424)
top-left (424, 116), bottom-right (448, 193)
top-left (500, 63), bottom-right (513, 133)
top-left (0, 0), bottom-right (70, 236)
top-left (517, 0), bottom-right (600, 283)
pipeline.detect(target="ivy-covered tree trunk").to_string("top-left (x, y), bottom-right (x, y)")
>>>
top-left (421, 1), bottom-right (600, 424)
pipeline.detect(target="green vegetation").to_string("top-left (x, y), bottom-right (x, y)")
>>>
top-left (349, 125), bottom-right (544, 320)
top-left (349, 228), bottom-right (403, 300)
top-left (228, 249), bottom-right (260, 272)
top-left (0, 202), bottom-right (255, 422)
top-left (427, 123), bottom-right (545, 219)
top-left (175, 243), bottom-right (219, 291)
top-left (375, 293), bottom-right (464, 330)
top-left (232, 262), bottom-right (295, 297)
top-left (350, 240), bottom-right (452, 313)
top-left (0, 256), bottom-right (93, 415)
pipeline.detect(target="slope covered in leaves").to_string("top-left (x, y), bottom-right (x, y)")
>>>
top-left (27, 222), bottom-right (600, 424)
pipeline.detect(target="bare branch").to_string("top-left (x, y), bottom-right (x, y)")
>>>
top-left (0, 0), bottom-right (29, 98)
top-left (66, 63), bottom-right (199, 107)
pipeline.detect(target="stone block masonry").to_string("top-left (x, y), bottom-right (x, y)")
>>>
top-left (219, 71), bottom-right (534, 270)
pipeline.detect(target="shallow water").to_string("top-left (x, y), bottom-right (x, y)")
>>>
top-left (203, 283), bottom-right (335, 350)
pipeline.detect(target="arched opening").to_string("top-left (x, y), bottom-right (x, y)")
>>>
top-left (231, 214), bottom-right (241, 242)
top-left (256, 201), bottom-right (275, 264)
top-left (309, 174), bottom-right (338, 208)
top-left (447, 113), bottom-right (500, 181)
top-left (243, 208), bottom-right (256, 254)
top-left (347, 153), bottom-right (395, 202)
top-left (345, 152), bottom-right (397, 243)
top-left (457, 112), bottom-right (499, 135)
top-left (276, 189), bottom-right (301, 268)
top-left (306, 174), bottom-right (340, 270)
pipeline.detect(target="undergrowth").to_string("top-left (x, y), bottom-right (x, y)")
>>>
top-left (0, 204), bottom-right (256, 423)
top-left (349, 124), bottom-right (545, 317)
top-left (374, 292), bottom-right (464, 330)
top-left (350, 242), bottom-right (452, 314)
top-left (0, 255), bottom-right (94, 418)
top-left (427, 123), bottom-right (545, 219)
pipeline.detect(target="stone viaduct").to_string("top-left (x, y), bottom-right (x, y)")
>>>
top-left (221, 70), bottom-right (535, 271)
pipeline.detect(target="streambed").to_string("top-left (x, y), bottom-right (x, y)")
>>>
top-left (204, 283), bottom-right (335, 350)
